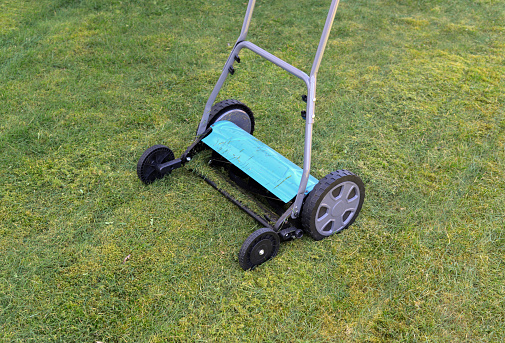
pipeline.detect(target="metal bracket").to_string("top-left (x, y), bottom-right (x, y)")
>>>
top-left (279, 226), bottom-right (304, 242)
top-left (180, 127), bottom-right (213, 163)
top-left (156, 158), bottom-right (182, 175)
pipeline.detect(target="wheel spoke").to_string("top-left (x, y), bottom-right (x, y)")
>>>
top-left (329, 185), bottom-right (342, 201)
top-left (321, 195), bottom-right (338, 209)
top-left (342, 210), bottom-right (355, 226)
top-left (316, 212), bottom-right (334, 233)
top-left (335, 212), bottom-right (346, 230)
top-left (154, 150), bottom-right (170, 164)
top-left (345, 193), bottom-right (360, 208)
top-left (342, 183), bottom-right (356, 200)
top-left (317, 205), bottom-right (329, 220)
top-left (143, 166), bottom-right (158, 181)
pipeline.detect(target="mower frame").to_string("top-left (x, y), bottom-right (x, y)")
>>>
top-left (196, 0), bottom-right (341, 219)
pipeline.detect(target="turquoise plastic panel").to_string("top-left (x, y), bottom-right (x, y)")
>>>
top-left (202, 121), bottom-right (319, 203)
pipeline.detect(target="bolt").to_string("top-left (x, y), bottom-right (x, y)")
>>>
top-left (186, 156), bottom-right (191, 162)
top-left (258, 249), bottom-right (264, 256)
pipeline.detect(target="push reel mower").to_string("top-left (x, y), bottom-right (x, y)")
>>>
top-left (137, 0), bottom-right (365, 270)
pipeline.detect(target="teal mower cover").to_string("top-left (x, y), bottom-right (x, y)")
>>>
top-left (202, 121), bottom-right (319, 203)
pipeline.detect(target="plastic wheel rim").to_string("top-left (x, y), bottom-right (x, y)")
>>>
top-left (315, 181), bottom-right (361, 236)
top-left (213, 109), bottom-right (252, 133)
top-left (250, 239), bottom-right (274, 265)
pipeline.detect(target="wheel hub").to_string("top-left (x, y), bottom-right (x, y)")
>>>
top-left (250, 239), bottom-right (273, 265)
top-left (330, 200), bottom-right (345, 217)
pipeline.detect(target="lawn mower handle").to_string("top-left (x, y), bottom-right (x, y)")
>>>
top-left (197, 0), bottom-right (340, 218)
top-left (237, 0), bottom-right (340, 79)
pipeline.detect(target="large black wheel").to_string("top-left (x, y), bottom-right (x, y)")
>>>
top-left (207, 99), bottom-right (255, 134)
top-left (301, 170), bottom-right (365, 241)
top-left (137, 145), bottom-right (175, 184)
top-left (238, 228), bottom-right (280, 270)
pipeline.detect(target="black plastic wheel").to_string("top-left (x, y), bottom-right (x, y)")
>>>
top-left (301, 170), bottom-right (365, 241)
top-left (238, 228), bottom-right (280, 270)
top-left (137, 145), bottom-right (175, 184)
top-left (207, 99), bottom-right (255, 134)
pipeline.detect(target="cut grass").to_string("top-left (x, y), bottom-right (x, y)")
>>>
top-left (1, 0), bottom-right (504, 342)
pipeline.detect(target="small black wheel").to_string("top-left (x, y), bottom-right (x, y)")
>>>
top-left (238, 228), bottom-right (280, 270)
top-left (207, 99), bottom-right (255, 134)
top-left (301, 170), bottom-right (365, 241)
top-left (137, 145), bottom-right (175, 184)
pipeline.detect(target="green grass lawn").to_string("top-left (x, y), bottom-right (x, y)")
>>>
top-left (1, 0), bottom-right (504, 341)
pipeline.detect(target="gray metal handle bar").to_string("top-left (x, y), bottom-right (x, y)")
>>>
top-left (197, 0), bottom-right (341, 219)
top-left (237, 0), bottom-right (339, 79)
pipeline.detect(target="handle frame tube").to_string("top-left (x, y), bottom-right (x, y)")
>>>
top-left (197, 0), bottom-right (340, 218)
